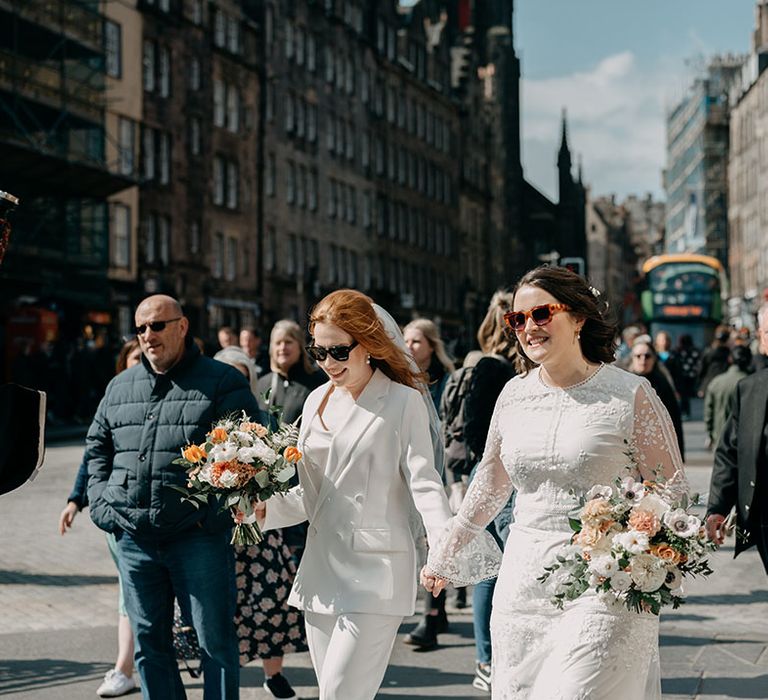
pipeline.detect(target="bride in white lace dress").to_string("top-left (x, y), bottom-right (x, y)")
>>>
top-left (424, 267), bottom-right (687, 700)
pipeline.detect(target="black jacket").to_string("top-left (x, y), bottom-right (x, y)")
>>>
top-left (256, 364), bottom-right (325, 425)
top-left (708, 368), bottom-right (768, 572)
top-left (86, 340), bottom-right (262, 537)
top-left (643, 366), bottom-right (685, 460)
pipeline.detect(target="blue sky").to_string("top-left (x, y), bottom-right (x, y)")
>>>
top-left (514, 0), bottom-right (756, 201)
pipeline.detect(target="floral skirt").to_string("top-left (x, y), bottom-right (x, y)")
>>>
top-left (234, 530), bottom-right (308, 664)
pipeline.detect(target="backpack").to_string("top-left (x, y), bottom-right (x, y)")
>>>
top-left (439, 365), bottom-right (476, 476)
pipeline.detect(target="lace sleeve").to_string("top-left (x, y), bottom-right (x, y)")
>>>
top-left (631, 380), bottom-right (689, 497)
top-left (426, 393), bottom-right (512, 585)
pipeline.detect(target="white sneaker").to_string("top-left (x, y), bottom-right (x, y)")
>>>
top-left (97, 669), bottom-right (136, 697)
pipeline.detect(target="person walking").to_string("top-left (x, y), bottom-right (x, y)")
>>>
top-left (402, 317), bottom-right (455, 650)
top-left (58, 339), bottom-right (142, 698)
top-left (704, 345), bottom-right (752, 449)
top-left (423, 266), bottom-right (687, 699)
top-left (86, 294), bottom-right (261, 700)
top-left (706, 305), bottom-right (768, 569)
top-left (666, 334), bottom-right (701, 419)
top-left (259, 290), bottom-right (454, 700)
top-left (697, 325), bottom-right (731, 398)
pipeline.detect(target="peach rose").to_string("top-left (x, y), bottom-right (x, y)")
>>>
top-left (628, 509), bottom-right (661, 537)
top-left (241, 421), bottom-right (268, 438)
top-left (574, 526), bottom-right (603, 548)
top-left (183, 444), bottom-right (206, 463)
top-left (581, 498), bottom-right (614, 525)
top-left (283, 446), bottom-right (302, 463)
top-left (210, 427), bottom-right (228, 443)
top-left (650, 543), bottom-right (681, 565)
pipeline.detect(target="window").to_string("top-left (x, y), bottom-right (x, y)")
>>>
top-left (397, 92), bottom-right (406, 129)
top-left (327, 179), bottom-right (337, 218)
top-left (214, 10), bottom-right (226, 48)
top-left (213, 157), bottom-right (225, 205)
top-left (213, 232), bottom-right (224, 278)
top-left (226, 161), bottom-right (238, 209)
top-left (145, 215), bottom-right (156, 264)
top-left (363, 191), bottom-right (372, 229)
top-left (285, 23), bottom-right (294, 60)
top-left (345, 57), bottom-right (354, 94)
top-left (361, 69), bottom-right (369, 103)
top-left (189, 118), bottom-right (201, 156)
top-left (143, 40), bottom-right (155, 92)
top-left (361, 131), bottom-right (370, 168)
top-left (226, 86), bottom-right (239, 133)
top-left (265, 4), bottom-right (274, 48)
top-left (104, 20), bottom-right (122, 78)
top-left (308, 170), bottom-right (318, 211)
top-left (285, 93), bottom-right (295, 133)
top-left (189, 58), bottom-right (201, 91)
top-left (191, 0), bottom-right (203, 25)
top-left (190, 220), bottom-right (200, 254)
top-left (286, 234), bottom-right (297, 275)
top-left (296, 99), bottom-right (305, 138)
top-left (118, 117), bottom-right (135, 175)
top-left (345, 122), bottom-right (354, 160)
top-left (213, 80), bottom-right (225, 127)
top-left (158, 132), bottom-right (170, 184)
top-left (325, 46), bottom-right (334, 83)
top-left (296, 27), bottom-right (305, 65)
top-left (375, 137), bottom-right (384, 175)
top-left (265, 82), bottom-right (274, 122)
top-left (266, 154), bottom-right (276, 196)
top-left (111, 204), bottom-right (130, 268)
top-left (226, 236), bottom-right (237, 280)
top-left (335, 54), bottom-right (344, 90)
top-left (307, 35), bottom-right (316, 72)
top-left (158, 216), bottom-right (170, 265)
top-left (264, 226), bottom-right (276, 271)
top-left (142, 126), bottom-right (155, 180)
top-left (227, 16), bottom-right (240, 54)
top-left (326, 113), bottom-right (335, 152)
top-left (297, 165), bottom-right (306, 208)
top-left (386, 85), bottom-right (395, 123)
top-left (307, 104), bottom-right (317, 143)
top-left (286, 161), bottom-right (296, 204)
top-left (158, 46), bottom-right (170, 97)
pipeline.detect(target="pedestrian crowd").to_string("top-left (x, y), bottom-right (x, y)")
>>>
top-left (52, 281), bottom-right (768, 700)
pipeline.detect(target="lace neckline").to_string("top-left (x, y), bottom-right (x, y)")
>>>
top-left (537, 362), bottom-right (605, 391)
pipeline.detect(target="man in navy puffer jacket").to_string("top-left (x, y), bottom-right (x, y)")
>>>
top-left (87, 295), bottom-right (261, 699)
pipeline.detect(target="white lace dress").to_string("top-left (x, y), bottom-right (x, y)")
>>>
top-left (427, 364), bottom-right (686, 700)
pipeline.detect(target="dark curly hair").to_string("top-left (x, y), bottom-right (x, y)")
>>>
top-left (511, 266), bottom-right (618, 373)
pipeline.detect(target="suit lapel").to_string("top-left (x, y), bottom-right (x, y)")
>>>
top-left (747, 372), bottom-right (768, 476)
top-left (310, 370), bottom-right (390, 521)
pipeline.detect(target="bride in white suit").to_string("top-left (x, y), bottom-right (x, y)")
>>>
top-left (260, 289), bottom-right (456, 700)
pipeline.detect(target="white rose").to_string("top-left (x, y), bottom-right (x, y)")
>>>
top-left (610, 570), bottom-right (632, 591)
top-left (231, 430), bottom-right (254, 445)
top-left (589, 555), bottom-right (619, 578)
top-left (588, 572), bottom-right (603, 587)
top-left (614, 530), bottom-right (650, 555)
top-left (635, 493), bottom-right (671, 519)
top-left (629, 553), bottom-right (668, 592)
top-left (197, 465), bottom-right (214, 484)
top-left (218, 469), bottom-right (238, 488)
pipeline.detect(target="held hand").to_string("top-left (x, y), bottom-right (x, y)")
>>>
top-left (705, 513), bottom-right (726, 545)
top-left (58, 502), bottom-right (78, 535)
top-left (420, 566), bottom-right (448, 597)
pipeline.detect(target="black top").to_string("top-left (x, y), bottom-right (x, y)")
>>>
top-left (643, 366), bottom-right (685, 460)
top-left (698, 345), bottom-right (730, 396)
top-left (256, 363), bottom-right (325, 425)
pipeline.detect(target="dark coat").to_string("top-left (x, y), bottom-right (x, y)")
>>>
top-left (256, 364), bottom-right (325, 425)
top-left (708, 368), bottom-right (768, 572)
top-left (698, 345), bottom-right (730, 396)
top-left (643, 366), bottom-right (685, 460)
top-left (86, 340), bottom-right (262, 537)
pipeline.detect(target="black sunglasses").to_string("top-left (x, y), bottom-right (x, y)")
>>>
top-left (134, 317), bottom-right (182, 336)
top-left (306, 340), bottom-right (359, 362)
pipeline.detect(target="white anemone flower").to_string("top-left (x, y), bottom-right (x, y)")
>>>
top-left (610, 570), bottom-right (632, 591)
top-left (663, 509), bottom-right (700, 539)
top-left (619, 476), bottom-right (646, 504)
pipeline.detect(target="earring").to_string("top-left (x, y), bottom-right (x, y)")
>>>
top-left (366, 354), bottom-right (371, 365)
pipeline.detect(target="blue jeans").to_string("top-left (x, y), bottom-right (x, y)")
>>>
top-left (116, 528), bottom-right (238, 699)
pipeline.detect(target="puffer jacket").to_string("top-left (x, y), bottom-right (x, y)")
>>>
top-left (86, 340), bottom-right (262, 537)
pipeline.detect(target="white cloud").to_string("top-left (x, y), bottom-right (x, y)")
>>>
top-left (521, 51), bottom-right (681, 200)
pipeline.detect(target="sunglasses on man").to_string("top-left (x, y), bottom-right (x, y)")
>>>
top-left (134, 317), bottom-right (182, 336)
top-left (306, 340), bottom-right (358, 362)
top-left (503, 304), bottom-right (570, 332)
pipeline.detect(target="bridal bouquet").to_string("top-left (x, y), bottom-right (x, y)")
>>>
top-left (538, 467), bottom-right (714, 615)
top-left (173, 412), bottom-right (300, 546)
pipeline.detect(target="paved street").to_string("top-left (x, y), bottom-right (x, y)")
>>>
top-left (1, 417), bottom-right (767, 699)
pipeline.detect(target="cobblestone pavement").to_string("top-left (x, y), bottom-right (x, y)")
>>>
top-left (0, 419), bottom-right (767, 699)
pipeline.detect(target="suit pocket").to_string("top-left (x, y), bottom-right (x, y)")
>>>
top-left (352, 528), bottom-right (409, 553)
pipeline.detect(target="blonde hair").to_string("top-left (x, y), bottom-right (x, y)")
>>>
top-left (269, 319), bottom-right (314, 374)
top-left (403, 318), bottom-right (455, 373)
top-left (310, 289), bottom-right (426, 389)
top-left (477, 291), bottom-right (517, 359)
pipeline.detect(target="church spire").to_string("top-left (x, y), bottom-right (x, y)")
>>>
top-left (557, 108), bottom-right (572, 172)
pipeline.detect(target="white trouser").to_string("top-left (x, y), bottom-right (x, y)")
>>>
top-left (304, 610), bottom-right (403, 700)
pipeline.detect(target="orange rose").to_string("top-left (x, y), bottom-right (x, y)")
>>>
top-left (628, 509), bottom-right (661, 537)
top-left (240, 422), bottom-right (268, 437)
top-left (283, 446), bottom-right (302, 463)
top-left (650, 543), bottom-right (681, 565)
top-left (210, 427), bottom-right (228, 443)
top-left (183, 444), bottom-right (206, 463)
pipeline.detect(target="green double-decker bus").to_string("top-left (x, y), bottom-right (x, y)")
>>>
top-left (640, 253), bottom-right (725, 348)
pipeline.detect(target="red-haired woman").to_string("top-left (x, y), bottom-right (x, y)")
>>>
top-left (259, 289), bottom-right (453, 700)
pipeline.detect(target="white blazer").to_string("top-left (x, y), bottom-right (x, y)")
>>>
top-left (263, 369), bottom-right (452, 617)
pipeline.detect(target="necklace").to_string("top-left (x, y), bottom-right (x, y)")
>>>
top-left (538, 363), bottom-right (605, 390)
